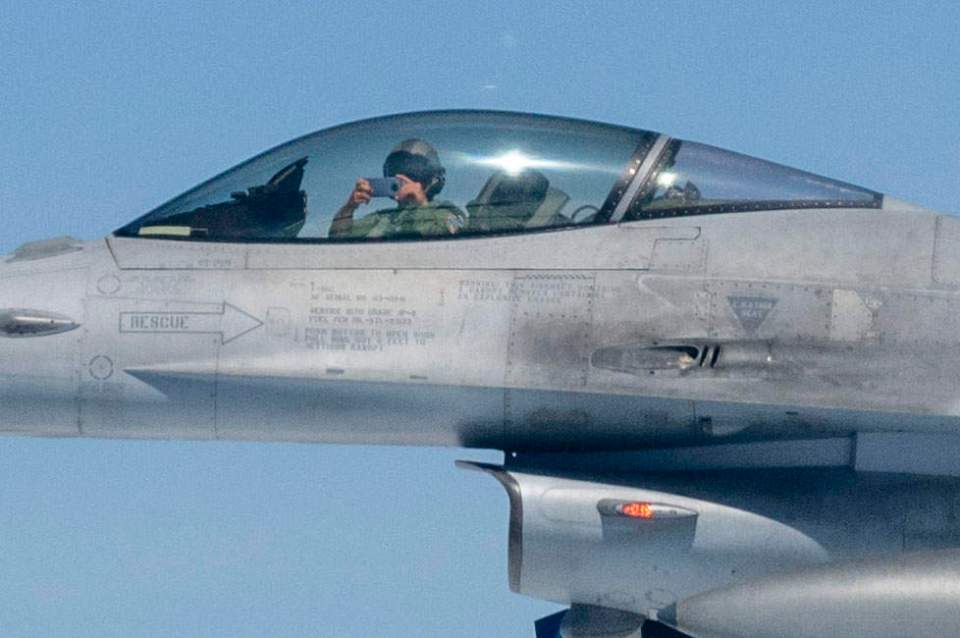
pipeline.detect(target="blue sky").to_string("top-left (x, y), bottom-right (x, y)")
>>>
top-left (1, 2), bottom-right (959, 636)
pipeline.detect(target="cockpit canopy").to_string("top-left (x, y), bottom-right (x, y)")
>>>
top-left (115, 111), bottom-right (881, 242)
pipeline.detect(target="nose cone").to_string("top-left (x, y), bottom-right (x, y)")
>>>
top-left (0, 236), bottom-right (90, 314)
top-left (0, 239), bottom-right (92, 436)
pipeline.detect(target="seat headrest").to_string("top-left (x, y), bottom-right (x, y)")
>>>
top-left (485, 169), bottom-right (549, 206)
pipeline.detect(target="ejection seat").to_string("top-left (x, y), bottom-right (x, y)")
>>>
top-left (466, 170), bottom-right (570, 233)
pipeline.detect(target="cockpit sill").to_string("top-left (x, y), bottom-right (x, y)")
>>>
top-left (110, 198), bottom-right (894, 247)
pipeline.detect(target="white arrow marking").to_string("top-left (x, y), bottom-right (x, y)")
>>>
top-left (119, 303), bottom-right (263, 344)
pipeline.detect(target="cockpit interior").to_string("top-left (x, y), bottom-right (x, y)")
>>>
top-left (115, 111), bottom-right (882, 243)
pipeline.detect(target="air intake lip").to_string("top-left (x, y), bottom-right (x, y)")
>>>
top-left (0, 308), bottom-right (80, 337)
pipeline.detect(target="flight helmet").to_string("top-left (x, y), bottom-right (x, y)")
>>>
top-left (383, 138), bottom-right (446, 199)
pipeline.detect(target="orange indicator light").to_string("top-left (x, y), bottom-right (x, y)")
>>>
top-left (620, 502), bottom-right (655, 519)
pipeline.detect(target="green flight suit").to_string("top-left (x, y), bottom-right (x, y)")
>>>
top-left (333, 201), bottom-right (465, 239)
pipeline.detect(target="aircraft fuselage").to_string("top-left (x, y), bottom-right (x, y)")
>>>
top-left (3, 203), bottom-right (959, 450)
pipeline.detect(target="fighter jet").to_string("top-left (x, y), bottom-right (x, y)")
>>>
top-left (2, 110), bottom-right (960, 637)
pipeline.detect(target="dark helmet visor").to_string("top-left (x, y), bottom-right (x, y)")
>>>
top-left (383, 151), bottom-right (439, 186)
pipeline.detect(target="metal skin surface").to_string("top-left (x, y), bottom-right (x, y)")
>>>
top-left (4, 204), bottom-right (958, 445)
top-left (671, 550), bottom-right (960, 638)
top-left (464, 460), bottom-right (960, 636)
top-left (2, 112), bottom-right (959, 636)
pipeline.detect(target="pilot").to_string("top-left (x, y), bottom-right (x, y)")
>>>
top-left (328, 139), bottom-right (465, 239)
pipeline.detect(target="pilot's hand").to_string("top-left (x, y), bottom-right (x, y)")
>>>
top-left (394, 174), bottom-right (428, 207)
top-left (346, 178), bottom-right (372, 209)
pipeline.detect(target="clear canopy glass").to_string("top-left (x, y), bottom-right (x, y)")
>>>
top-left (623, 140), bottom-right (880, 220)
top-left (116, 111), bottom-right (650, 242)
top-left (115, 112), bottom-right (882, 243)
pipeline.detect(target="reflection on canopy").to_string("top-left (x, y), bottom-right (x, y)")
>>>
top-left (461, 150), bottom-right (615, 177)
top-left (138, 158), bottom-right (309, 240)
top-left (624, 140), bottom-right (880, 221)
top-left (114, 111), bottom-right (882, 243)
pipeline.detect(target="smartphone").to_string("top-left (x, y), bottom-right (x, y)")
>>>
top-left (367, 177), bottom-right (400, 198)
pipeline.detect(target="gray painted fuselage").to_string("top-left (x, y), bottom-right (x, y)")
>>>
top-left (2, 201), bottom-right (958, 450)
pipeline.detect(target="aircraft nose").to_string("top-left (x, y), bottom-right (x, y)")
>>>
top-left (0, 238), bottom-right (88, 332)
top-left (0, 256), bottom-right (81, 337)
top-left (0, 264), bottom-right (86, 437)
